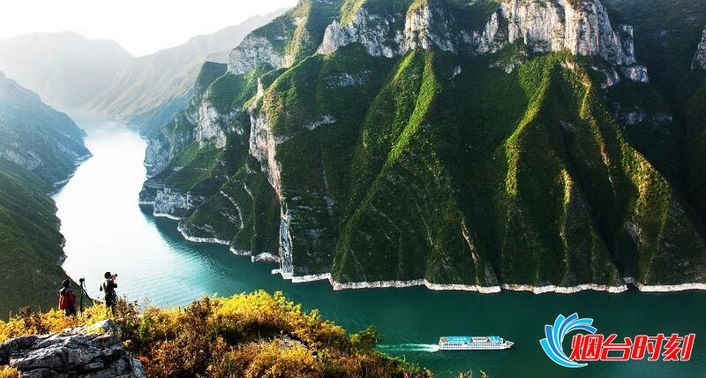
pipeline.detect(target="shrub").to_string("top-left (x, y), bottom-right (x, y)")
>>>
top-left (0, 291), bottom-right (431, 378)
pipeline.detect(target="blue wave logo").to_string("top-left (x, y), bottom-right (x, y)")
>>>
top-left (539, 313), bottom-right (597, 368)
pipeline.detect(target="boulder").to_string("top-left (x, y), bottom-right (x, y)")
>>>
top-left (0, 320), bottom-right (145, 378)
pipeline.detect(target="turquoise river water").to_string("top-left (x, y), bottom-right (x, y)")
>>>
top-left (54, 123), bottom-right (706, 378)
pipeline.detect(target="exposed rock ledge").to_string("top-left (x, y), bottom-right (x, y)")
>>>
top-left (177, 223), bottom-right (230, 246)
top-left (268, 271), bottom-right (706, 294)
top-left (0, 320), bottom-right (145, 378)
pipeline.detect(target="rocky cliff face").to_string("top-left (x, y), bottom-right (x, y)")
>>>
top-left (317, 0), bottom-right (648, 79)
top-left (0, 73), bottom-right (90, 186)
top-left (0, 320), bottom-right (145, 378)
top-left (141, 0), bottom-right (706, 292)
top-left (693, 26), bottom-right (706, 70)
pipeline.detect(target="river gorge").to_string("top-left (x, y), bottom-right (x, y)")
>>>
top-left (54, 122), bottom-right (706, 378)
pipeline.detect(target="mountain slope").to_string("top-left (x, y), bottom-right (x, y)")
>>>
top-left (0, 75), bottom-right (90, 317)
top-left (0, 32), bottom-right (132, 111)
top-left (88, 11), bottom-right (285, 131)
top-left (0, 160), bottom-right (73, 318)
top-left (0, 72), bottom-right (91, 186)
top-left (141, 0), bottom-right (706, 292)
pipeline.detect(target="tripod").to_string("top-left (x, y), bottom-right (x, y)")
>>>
top-left (78, 278), bottom-right (91, 313)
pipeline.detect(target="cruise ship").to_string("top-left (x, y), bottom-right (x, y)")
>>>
top-left (438, 336), bottom-right (514, 351)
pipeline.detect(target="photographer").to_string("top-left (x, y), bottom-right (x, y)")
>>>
top-left (99, 272), bottom-right (118, 313)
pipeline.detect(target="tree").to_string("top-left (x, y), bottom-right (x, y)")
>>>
top-left (350, 326), bottom-right (383, 350)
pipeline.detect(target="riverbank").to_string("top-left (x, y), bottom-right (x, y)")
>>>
top-left (161, 214), bottom-right (706, 295)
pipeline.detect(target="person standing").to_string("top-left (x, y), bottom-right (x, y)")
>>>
top-left (58, 279), bottom-right (76, 317)
top-left (100, 272), bottom-right (118, 314)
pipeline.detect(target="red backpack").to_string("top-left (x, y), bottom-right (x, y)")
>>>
top-left (58, 289), bottom-right (75, 310)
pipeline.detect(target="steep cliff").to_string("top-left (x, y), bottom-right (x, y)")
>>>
top-left (142, 0), bottom-right (706, 292)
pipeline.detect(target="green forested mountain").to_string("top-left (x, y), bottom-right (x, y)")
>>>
top-left (604, 0), bottom-right (706, 235)
top-left (0, 74), bottom-right (89, 317)
top-left (0, 159), bottom-right (73, 317)
top-left (141, 0), bottom-right (706, 291)
top-left (0, 72), bottom-right (91, 186)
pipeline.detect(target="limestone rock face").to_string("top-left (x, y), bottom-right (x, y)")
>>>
top-left (153, 187), bottom-right (203, 219)
top-left (317, 0), bottom-right (647, 80)
top-left (228, 35), bottom-right (285, 74)
top-left (187, 97), bottom-right (228, 149)
top-left (693, 26), bottom-right (706, 70)
top-left (0, 320), bottom-right (145, 378)
top-left (317, 8), bottom-right (404, 58)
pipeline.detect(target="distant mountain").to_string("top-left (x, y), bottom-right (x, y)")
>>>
top-left (89, 10), bottom-right (285, 131)
top-left (0, 74), bottom-right (89, 317)
top-left (0, 72), bottom-right (90, 186)
top-left (0, 32), bottom-right (133, 111)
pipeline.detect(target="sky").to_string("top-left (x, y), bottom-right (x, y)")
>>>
top-left (0, 0), bottom-right (298, 57)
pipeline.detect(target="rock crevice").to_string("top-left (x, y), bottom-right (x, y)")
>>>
top-left (0, 320), bottom-right (145, 378)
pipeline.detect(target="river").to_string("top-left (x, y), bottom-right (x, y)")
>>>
top-left (54, 123), bottom-right (706, 378)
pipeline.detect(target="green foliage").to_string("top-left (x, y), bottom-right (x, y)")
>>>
top-left (457, 370), bottom-right (489, 378)
top-left (0, 293), bottom-right (432, 378)
top-left (194, 62), bottom-right (227, 98)
top-left (350, 326), bottom-right (383, 350)
top-left (0, 160), bottom-right (76, 319)
top-left (152, 0), bottom-right (706, 287)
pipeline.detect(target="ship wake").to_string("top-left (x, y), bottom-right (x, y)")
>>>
top-left (377, 344), bottom-right (440, 353)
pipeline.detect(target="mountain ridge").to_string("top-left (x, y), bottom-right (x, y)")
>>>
top-left (0, 32), bottom-right (133, 112)
top-left (88, 10), bottom-right (286, 129)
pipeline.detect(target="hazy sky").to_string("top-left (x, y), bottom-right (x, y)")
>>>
top-left (1, 0), bottom-right (298, 57)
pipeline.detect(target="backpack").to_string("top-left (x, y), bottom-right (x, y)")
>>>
top-left (58, 288), bottom-right (75, 310)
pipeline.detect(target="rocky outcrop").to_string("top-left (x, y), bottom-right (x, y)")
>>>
top-left (317, 9), bottom-right (405, 58)
top-left (152, 187), bottom-right (203, 219)
top-left (0, 320), bottom-right (145, 378)
top-left (317, 0), bottom-right (648, 80)
top-left (189, 98), bottom-right (228, 149)
top-left (228, 35), bottom-right (286, 74)
top-left (693, 26), bottom-right (706, 71)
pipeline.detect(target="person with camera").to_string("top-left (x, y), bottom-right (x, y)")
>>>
top-left (58, 279), bottom-right (77, 316)
top-left (99, 272), bottom-right (118, 314)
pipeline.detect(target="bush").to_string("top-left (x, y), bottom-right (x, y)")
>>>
top-left (0, 366), bottom-right (18, 378)
top-left (350, 326), bottom-right (383, 351)
top-left (0, 291), bottom-right (432, 378)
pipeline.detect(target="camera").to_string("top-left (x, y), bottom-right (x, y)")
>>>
top-left (79, 278), bottom-right (85, 283)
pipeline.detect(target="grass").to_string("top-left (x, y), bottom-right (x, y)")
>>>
top-left (0, 292), bottom-right (432, 378)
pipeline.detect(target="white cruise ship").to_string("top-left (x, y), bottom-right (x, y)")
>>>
top-left (438, 336), bottom-right (514, 351)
